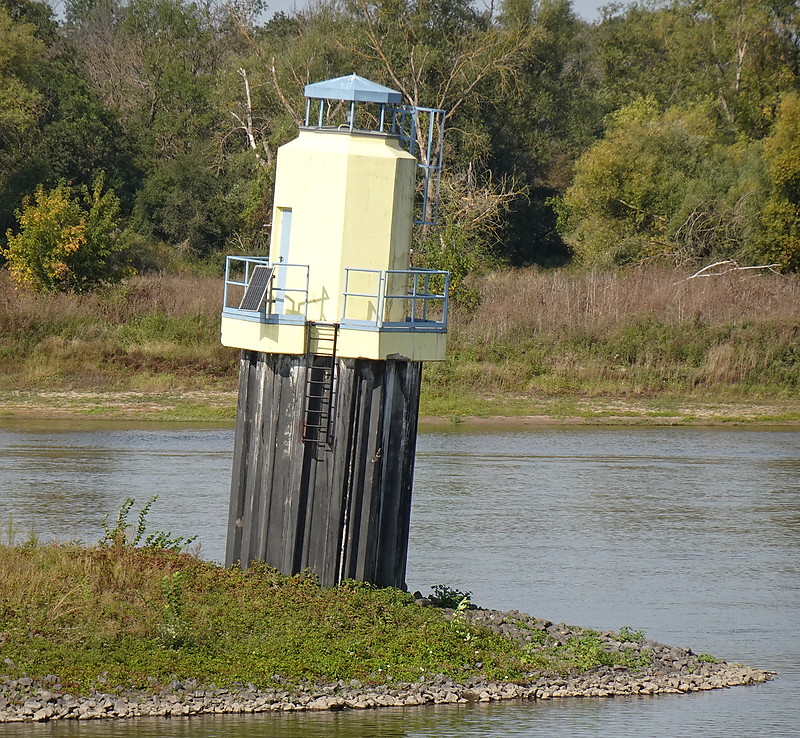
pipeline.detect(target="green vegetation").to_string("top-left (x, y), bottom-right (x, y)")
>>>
top-left (533, 632), bottom-right (651, 672)
top-left (429, 584), bottom-right (473, 609)
top-left (0, 0), bottom-right (797, 426)
top-left (617, 626), bottom-right (645, 643)
top-left (0, 271), bottom-right (233, 392)
top-left (99, 496), bottom-right (197, 552)
top-left (0, 542), bottom-right (528, 691)
top-left (0, 499), bottom-right (525, 690)
top-left (1, 0), bottom-right (799, 282)
top-left (3, 173), bottom-right (129, 293)
top-left (515, 622), bottom-right (651, 673)
top-left (0, 497), bottom-right (673, 693)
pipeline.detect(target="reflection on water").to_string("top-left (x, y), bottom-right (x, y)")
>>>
top-left (0, 685), bottom-right (792, 738)
top-left (0, 420), bottom-right (798, 737)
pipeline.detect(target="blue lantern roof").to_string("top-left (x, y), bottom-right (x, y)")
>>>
top-left (304, 74), bottom-right (402, 104)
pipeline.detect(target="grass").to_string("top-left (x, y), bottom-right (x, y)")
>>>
top-left (0, 272), bottom-right (237, 392)
top-left (0, 541), bottom-right (567, 694)
top-left (0, 539), bottom-right (672, 695)
top-left (0, 265), bottom-right (798, 423)
top-left (0, 541), bottom-right (525, 691)
top-left (0, 500), bottom-right (521, 691)
top-left (522, 630), bottom-right (651, 673)
top-left (0, 498), bottom-right (668, 695)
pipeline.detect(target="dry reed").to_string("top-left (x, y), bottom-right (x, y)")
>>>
top-left (1, 266), bottom-right (797, 396)
top-left (459, 266), bottom-right (800, 339)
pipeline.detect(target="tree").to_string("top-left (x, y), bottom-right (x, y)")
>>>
top-left (0, 5), bottom-right (46, 237)
top-left (3, 172), bottom-right (130, 292)
top-left (1, 0), bottom-right (136, 255)
top-left (62, 0), bottom-right (250, 254)
top-left (759, 92), bottom-right (800, 270)
top-left (131, 145), bottom-right (238, 255)
top-left (0, 6), bottom-right (43, 160)
top-left (489, 0), bottom-right (602, 265)
top-left (556, 99), bottom-right (768, 266)
top-left (594, 0), bottom-right (800, 139)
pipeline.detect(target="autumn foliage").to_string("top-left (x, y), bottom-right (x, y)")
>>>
top-left (3, 173), bottom-right (130, 293)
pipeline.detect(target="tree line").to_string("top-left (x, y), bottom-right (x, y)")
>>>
top-left (1, 0), bottom-right (798, 292)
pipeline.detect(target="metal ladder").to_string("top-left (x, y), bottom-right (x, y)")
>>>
top-left (301, 322), bottom-right (339, 447)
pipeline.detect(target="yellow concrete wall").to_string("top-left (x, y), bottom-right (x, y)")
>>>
top-left (337, 328), bottom-right (446, 362)
top-left (270, 130), bottom-right (415, 325)
top-left (222, 315), bottom-right (446, 361)
top-left (221, 317), bottom-right (306, 355)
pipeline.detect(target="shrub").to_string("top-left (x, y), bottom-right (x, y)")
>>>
top-left (555, 100), bottom-right (769, 268)
top-left (759, 93), bottom-right (800, 271)
top-left (3, 172), bottom-right (131, 293)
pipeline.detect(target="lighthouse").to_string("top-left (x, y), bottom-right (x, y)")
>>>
top-left (221, 74), bottom-right (447, 588)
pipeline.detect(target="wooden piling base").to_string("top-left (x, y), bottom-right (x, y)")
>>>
top-left (225, 350), bottom-right (422, 588)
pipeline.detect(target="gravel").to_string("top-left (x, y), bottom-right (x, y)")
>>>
top-left (0, 606), bottom-right (774, 723)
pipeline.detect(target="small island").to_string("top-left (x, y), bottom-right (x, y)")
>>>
top-left (0, 512), bottom-right (772, 724)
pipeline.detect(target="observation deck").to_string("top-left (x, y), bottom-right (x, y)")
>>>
top-left (221, 256), bottom-right (449, 361)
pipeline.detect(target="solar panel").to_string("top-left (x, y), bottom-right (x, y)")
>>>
top-left (238, 265), bottom-right (274, 311)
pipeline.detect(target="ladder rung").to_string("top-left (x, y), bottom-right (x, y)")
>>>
top-left (303, 321), bottom-right (339, 446)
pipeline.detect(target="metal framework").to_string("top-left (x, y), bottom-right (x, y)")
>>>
top-left (302, 75), bottom-right (445, 227)
top-left (391, 106), bottom-right (445, 226)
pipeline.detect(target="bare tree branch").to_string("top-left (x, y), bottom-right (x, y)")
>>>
top-left (230, 68), bottom-right (271, 169)
top-left (359, 0), bottom-right (413, 101)
top-left (616, 198), bottom-right (667, 223)
top-left (673, 260), bottom-right (781, 285)
top-left (271, 57), bottom-right (303, 125)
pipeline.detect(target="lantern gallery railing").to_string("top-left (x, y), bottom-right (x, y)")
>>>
top-left (341, 268), bottom-right (449, 331)
top-left (222, 256), bottom-right (310, 323)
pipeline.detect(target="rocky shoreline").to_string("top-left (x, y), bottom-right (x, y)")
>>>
top-left (0, 608), bottom-right (774, 723)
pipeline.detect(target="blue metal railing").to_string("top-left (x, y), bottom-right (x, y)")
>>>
top-left (222, 256), bottom-right (310, 324)
top-left (224, 259), bottom-right (448, 331)
top-left (392, 106), bottom-right (445, 226)
top-left (341, 268), bottom-right (449, 331)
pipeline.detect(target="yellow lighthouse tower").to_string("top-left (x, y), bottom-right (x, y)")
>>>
top-left (222, 75), bottom-right (447, 588)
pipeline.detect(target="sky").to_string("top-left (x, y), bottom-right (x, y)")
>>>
top-left (263, 0), bottom-right (608, 23)
top-left (45, 0), bottom-right (608, 26)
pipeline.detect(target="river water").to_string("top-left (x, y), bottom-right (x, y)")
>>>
top-left (0, 420), bottom-right (797, 737)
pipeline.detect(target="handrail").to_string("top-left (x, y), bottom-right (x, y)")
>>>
top-left (341, 268), bottom-right (384, 325)
top-left (341, 267), bottom-right (448, 331)
top-left (224, 259), bottom-right (448, 331)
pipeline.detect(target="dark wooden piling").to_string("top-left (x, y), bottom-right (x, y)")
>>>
top-left (225, 349), bottom-right (422, 589)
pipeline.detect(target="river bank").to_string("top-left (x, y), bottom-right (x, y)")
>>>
top-left (2, 267), bottom-right (798, 426)
top-left (0, 607), bottom-right (773, 724)
top-left (0, 539), bottom-right (776, 725)
top-left (1, 388), bottom-right (798, 425)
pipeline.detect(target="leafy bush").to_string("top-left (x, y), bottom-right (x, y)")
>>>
top-left (759, 93), bottom-right (800, 271)
top-left (3, 172), bottom-right (130, 293)
top-left (429, 584), bottom-right (473, 609)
